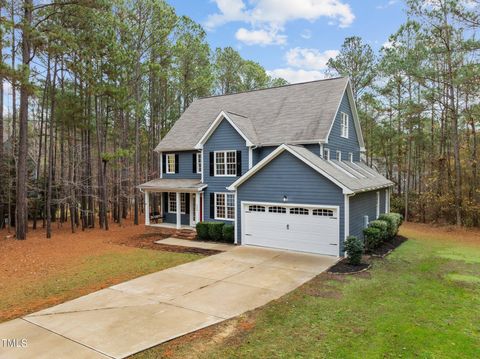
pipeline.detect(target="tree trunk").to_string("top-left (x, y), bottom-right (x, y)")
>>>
top-left (46, 60), bottom-right (57, 239)
top-left (15, 0), bottom-right (32, 240)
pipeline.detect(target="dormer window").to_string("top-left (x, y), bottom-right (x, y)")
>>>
top-left (341, 112), bottom-right (349, 138)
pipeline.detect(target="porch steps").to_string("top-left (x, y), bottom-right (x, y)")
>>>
top-left (172, 229), bottom-right (197, 240)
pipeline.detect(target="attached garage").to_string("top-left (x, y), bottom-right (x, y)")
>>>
top-left (242, 202), bottom-right (340, 256)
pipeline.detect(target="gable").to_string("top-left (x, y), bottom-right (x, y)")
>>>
top-left (326, 90), bottom-right (362, 160)
top-left (204, 117), bottom-right (249, 150)
top-left (237, 151), bottom-right (343, 197)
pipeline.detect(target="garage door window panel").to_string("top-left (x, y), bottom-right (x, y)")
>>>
top-left (269, 206), bottom-right (286, 213)
top-left (289, 208), bottom-right (309, 215)
top-left (312, 209), bottom-right (334, 217)
top-left (248, 205), bottom-right (265, 212)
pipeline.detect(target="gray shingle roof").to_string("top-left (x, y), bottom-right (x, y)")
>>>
top-left (155, 77), bottom-right (349, 152)
top-left (287, 145), bottom-right (393, 193)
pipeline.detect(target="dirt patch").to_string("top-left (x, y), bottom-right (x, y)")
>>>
top-left (132, 315), bottom-right (258, 359)
top-left (300, 274), bottom-right (343, 299)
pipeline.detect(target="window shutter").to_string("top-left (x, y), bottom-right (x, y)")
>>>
top-left (236, 150), bottom-right (242, 176)
top-left (192, 153), bottom-right (196, 173)
top-left (165, 193), bottom-right (169, 213)
top-left (209, 152), bottom-right (214, 176)
top-left (210, 193), bottom-right (215, 219)
top-left (185, 194), bottom-right (190, 214)
top-left (175, 154), bottom-right (179, 173)
top-left (162, 154), bottom-right (166, 174)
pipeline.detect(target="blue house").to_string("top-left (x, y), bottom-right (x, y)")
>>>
top-left (139, 77), bottom-right (393, 256)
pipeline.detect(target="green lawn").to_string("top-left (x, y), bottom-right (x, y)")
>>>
top-left (134, 224), bottom-right (480, 358)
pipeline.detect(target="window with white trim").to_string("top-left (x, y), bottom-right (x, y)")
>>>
top-left (166, 154), bottom-right (175, 174)
top-left (336, 151), bottom-right (341, 161)
top-left (215, 193), bottom-right (235, 220)
top-left (196, 152), bottom-right (202, 174)
top-left (268, 206), bottom-right (286, 213)
top-left (341, 112), bottom-right (349, 138)
top-left (312, 209), bottom-right (334, 217)
top-left (290, 208), bottom-right (309, 215)
top-left (214, 151), bottom-right (236, 176)
top-left (168, 192), bottom-right (186, 213)
top-left (248, 205), bottom-right (265, 212)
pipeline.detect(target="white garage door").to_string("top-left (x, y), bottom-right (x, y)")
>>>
top-left (242, 202), bottom-right (339, 256)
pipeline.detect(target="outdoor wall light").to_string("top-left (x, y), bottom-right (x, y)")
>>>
top-left (283, 195), bottom-right (288, 202)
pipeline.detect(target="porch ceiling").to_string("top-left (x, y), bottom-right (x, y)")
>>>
top-left (137, 179), bottom-right (207, 192)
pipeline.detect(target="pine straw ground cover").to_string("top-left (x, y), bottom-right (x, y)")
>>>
top-left (0, 220), bottom-right (203, 322)
top-left (132, 222), bottom-right (480, 359)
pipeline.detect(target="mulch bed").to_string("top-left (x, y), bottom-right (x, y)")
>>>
top-left (329, 235), bottom-right (408, 274)
top-left (113, 234), bottom-right (222, 256)
top-left (367, 235), bottom-right (408, 257)
top-left (328, 259), bottom-right (371, 274)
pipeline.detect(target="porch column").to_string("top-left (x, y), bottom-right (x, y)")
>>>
top-left (195, 192), bottom-right (201, 223)
top-left (160, 192), bottom-right (164, 218)
top-left (176, 192), bottom-right (181, 229)
top-left (145, 191), bottom-right (150, 226)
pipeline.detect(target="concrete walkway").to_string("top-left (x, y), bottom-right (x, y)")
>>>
top-left (0, 245), bottom-right (337, 359)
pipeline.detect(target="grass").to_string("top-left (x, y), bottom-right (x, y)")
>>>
top-left (134, 223), bottom-right (480, 359)
top-left (0, 247), bottom-right (201, 322)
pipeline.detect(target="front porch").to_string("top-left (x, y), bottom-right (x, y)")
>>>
top-left (138, 179), bottom-right (207, 230)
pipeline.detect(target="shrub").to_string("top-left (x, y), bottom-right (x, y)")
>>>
top-left (344, 236), bottom-right (363, 265)
top-left (363, 226), bottom-right (382, 251)
top-left (378, 212), bottom-right (403, 238)
top-left (196, 222), bottom-right (209, 241)
top-left (222, 225), bottom-right (234, 243)
top-left (368, 220), bottom-right (389, 242)
top-left (208, 222), bottom-right (224, 242)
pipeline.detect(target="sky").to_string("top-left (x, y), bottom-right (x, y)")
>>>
top-left (167, 0), bottom-right (407, 83)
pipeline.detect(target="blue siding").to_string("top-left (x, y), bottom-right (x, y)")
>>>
top-left (349, 190), bottom-right (378, 240)
top-left (236, 151), bottom-right (345, 253)
top-left (254, 146), bottom-right (276, 163)
top-left (254, 144), bottom-right (319, 165)
top-left (162, 150), bottom-right (200, 179)
top-left (326, 92), bottom-right (361, 161)
top-left (203, 119), bottom-right (249, 223)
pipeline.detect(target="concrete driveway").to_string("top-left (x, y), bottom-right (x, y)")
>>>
top-left (0, 243), bottom-right (337, 359)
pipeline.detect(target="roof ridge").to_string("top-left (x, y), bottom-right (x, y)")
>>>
top-left (196, 76), bottom-right (348, 101)
top-left (225, 110), bottom-right (248, 118)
